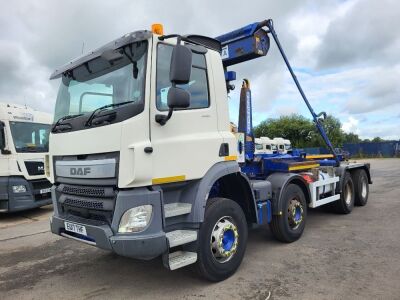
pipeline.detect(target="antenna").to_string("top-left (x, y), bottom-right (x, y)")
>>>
top-left (81, 41), bottom-right (85, 54)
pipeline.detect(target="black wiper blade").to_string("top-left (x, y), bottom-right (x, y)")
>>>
top-left (52, 113), bottom-right (84, 132)
top-left (85, 101), bottom-right (133, 127)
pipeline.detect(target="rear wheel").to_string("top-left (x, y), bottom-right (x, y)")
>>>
top-left (270, 184), bottom-right (307, 243)
top-left (334, 172), bottom-right (354, 214)
top-left (353, 169), bottom-right (369, 206)
top-left (196, 198), bottom-right (248, 282)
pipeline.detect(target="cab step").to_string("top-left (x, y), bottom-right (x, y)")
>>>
top-left (166, 230), bottom-right (197, 248)
top-left (168, 251), bottom-right (197, 270)
top-left (164, 203), bottom-right (192, 218)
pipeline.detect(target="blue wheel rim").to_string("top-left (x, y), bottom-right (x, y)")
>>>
top-left (294, 206), bottom-right (302, 222)
top-left (222, 229), bottom-right (235, 251)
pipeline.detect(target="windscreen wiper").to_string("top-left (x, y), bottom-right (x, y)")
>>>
top-left (52, 113), bottom-right (84, 133)
top-left (85, 101), bottom-right (134, 127)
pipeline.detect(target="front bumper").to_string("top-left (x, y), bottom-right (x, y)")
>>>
top-left (51, 186), bottom-right (168, 260)
top-left (0, 177), bottom-right (52, 213)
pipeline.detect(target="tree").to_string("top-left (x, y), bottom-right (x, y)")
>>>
top-left (254, 114), bottom-right (351, 148)
top-left (254, 114), bottom-right (314, 148)
top-left (343, 132), bottom-right (361, 144)
top-left (371, 137), bottom-right (384, 143)
top-left (309, 115), bottom-right (344, 147)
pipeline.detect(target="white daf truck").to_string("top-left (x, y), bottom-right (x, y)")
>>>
top-left (0, 103), bottom-right (52, 212)
top-left (47, 20), bottom-right (371, 281)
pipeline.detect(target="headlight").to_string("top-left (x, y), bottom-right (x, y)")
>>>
top-left (12, 185), bottom-right (26, 193)
top-left (118, 205), bottom-right (153, 233)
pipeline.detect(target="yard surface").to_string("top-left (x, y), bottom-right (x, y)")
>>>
top-left (1, 159), bottom-right (399, 299)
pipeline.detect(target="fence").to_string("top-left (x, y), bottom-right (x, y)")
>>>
top-left (300, 141), bottom-right (400, 158)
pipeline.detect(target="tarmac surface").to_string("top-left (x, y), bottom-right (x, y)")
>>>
top-left (1, 158), bottom-right (399, 299)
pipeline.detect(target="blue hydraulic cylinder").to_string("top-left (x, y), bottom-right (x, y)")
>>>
top-left (238, 79), bottom-right (254, 161)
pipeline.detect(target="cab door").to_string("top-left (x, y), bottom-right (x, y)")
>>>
top-left (149, 42), bottom-right (222, 183)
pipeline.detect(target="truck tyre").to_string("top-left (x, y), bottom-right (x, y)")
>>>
top-left (334, 172), bottom-right (354, 214)
top-left (270, 184), bottom-right (307, 243)
top-left (195, 197), bottom-right (248, 282)
top-left (353, 169), bottom-right (369, 206)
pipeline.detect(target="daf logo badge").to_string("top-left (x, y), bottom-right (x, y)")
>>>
top-left (70, 167), bottom-right (91, 176)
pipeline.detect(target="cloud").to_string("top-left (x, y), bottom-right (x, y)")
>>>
top-left (342, 116), bottom-right (359, 133)
top-left (317, 0), bottom-right (400, 68)
top-left (0, 0), bottom-right (398, 140)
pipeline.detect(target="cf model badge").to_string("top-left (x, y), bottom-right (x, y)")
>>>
top-left (70, 167), bottom-right (91, 176)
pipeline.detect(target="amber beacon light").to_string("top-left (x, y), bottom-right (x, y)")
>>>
top-left (151, 23), bottom-right (164, 35)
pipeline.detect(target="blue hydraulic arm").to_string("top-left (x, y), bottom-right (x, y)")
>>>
top-left (216, 19), bottom-right (340, 165)
top-left (263, 19), bottom-right (339, 165)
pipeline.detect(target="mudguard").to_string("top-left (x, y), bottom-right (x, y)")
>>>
top-left (266, 172), bottom-right (310, 215)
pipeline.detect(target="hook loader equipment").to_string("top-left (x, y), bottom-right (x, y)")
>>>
top-left (47, 19), bottom-right (372, 281)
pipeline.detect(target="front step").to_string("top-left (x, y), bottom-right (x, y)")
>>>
top-left (164, 203), bottom-right (192, 218)
top-left (168, 251), bottom-right (197, 270)
top-left (166, 230), bottom-right (197, 248)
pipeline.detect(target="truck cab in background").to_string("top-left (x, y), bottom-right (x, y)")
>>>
top-left (254, 137), bottom-right (277, 154)
top-left (273, 137), bottom-right (292, 154)
top-left (0, 103), bottom-right (53, 212)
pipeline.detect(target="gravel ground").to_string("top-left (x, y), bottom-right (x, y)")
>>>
top-left (0, 158), bottom-right (399, 300)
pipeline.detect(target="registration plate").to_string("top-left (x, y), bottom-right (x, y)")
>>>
top-left (64, 221), bottom-right (87, 236)
top-left (40, 188), bottom-right (51, 194)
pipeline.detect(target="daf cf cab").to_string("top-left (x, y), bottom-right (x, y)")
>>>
top-left (0, 103), bottom-right (52, 212)
top-left (47, 21), bottom-right (372, 282)
top-left (254, 137), bottom-right (277, 154)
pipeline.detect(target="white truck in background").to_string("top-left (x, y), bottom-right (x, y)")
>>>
top-left (0, 103), bottom-right (53, 212)
top-left (273, 137), bottom-right (292, 154)
top-left (254, 137), bottom-right (277, 154)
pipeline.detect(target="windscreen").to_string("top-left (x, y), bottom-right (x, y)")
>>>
top-left (9, 122), bottom-right (50, 153)
top-left (54, 41), bottom-right (147, 122)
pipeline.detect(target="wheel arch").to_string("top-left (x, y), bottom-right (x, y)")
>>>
top-left (193, 161), bottom-right (257, 223)
top-left (266, 172), bottom-right (310, 215)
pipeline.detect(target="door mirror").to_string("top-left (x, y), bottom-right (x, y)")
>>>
top-left (0, 122), bottom-right (10, 154)
top-left (167, 87), bottom-right (190, 109)
top-left (156, 44), bottom-right (192, 126)
top-left (169, 45), bottom-right (192, 84)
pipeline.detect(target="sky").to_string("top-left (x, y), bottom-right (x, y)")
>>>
top-left (0, 0), bottom-right (399, 140)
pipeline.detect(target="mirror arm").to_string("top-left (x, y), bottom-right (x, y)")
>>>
top-left (155, 108), bottom-right (173, 126)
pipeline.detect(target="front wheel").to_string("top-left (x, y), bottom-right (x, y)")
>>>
top-left (270, 184), bottom-right (307, 243)
top-left (195, 198), bottom-right (248, 282)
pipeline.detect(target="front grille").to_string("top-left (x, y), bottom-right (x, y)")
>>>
top-left (31, 179), bottom-right (52, 191)
top-left (25, 161), bottom-right (45, 176)
top-left (64, 197), bottom-right (104, 210)
top-left (62, 185), bottom-right (106, 197)
top-left (34, 193), bottom-right (51, 201)
top-left (57, 183), bottom-right (116, 225)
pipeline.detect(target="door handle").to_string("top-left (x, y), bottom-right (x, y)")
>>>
top-left (144, 147), bottom-right (153, 154)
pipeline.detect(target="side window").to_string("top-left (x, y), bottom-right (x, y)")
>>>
top-left (156, 43), bottom-right (209, 111)
top-left (0, 126), bottom-right (5, 149)
top-left (266, 145), bottom-right (271, 150)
